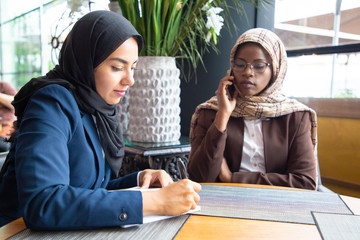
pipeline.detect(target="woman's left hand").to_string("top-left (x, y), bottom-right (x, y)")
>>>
top-left (139, 169), bottom-right (174, 188)
top-left (219, 157), bottom-right (233, 183)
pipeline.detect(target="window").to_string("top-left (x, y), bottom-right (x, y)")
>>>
top-left (274, 0), bottom-right (360, 98)
top-left (0, 0), bottom-right (110, 89)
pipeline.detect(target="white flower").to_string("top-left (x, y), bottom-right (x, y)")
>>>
top-left (205, 7), bottom-right (224, 36)
top-left (176, 1), bottom-right (183, 11)
top-left (201, 0), bottom-right (214, 11)
top-left (67, 0), bottom-right (87, 13)
top-left (202, 1), bottom-right (224, 44)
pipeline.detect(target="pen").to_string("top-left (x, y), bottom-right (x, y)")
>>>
top-left (177, 158), bottom-right (188, 179)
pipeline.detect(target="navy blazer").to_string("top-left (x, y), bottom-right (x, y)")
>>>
top-left (0, 85), bottom-right (142, 229)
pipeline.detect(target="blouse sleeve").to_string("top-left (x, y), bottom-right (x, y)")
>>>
top-left (187, 109), bottom-right (227, 182)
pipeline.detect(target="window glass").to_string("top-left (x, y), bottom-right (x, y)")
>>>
top-left (1, 9), bottom-right (41, 89)
top-left (42, 1), bottom-right (71, 72)
top-left (283, 53), bottom-right (360, 98)
top-left (1, 0), bottom-right (42, 23)
top-left (275, 0), bottom-right (360, 98)
top-left (0, 0), bottom-right (110, 89)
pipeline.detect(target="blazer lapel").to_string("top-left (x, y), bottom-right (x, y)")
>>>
top-left (82, 113), bottom-right (105, 187)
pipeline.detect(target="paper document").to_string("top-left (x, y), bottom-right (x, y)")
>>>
top-left (142, 205), bottom-right (200, 224)
top-left (117, 187), bottom-right (200, 228)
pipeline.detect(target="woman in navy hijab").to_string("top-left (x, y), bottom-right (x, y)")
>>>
top-left (0, 10), bottom-right (200, 229)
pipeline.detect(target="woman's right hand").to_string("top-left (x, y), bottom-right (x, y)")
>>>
top-left (214, 71), bottom-right (238, 132)
top-left (141, 179), bottom-right (201, 216)
top-left (216, 72), bottom-right (237, 114)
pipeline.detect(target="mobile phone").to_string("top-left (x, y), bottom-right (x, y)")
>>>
top-left (226, 70), bottom-right (235, 100)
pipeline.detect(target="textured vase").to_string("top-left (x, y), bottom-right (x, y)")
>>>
top-left (128, 56), bottom-right (181, 142)
top-left (116, 91), bottom-right (130, 134)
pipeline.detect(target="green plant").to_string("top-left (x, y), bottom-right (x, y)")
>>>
top-left (117, 0), bottom-right (268, 81)
top-left (335, 89), bottom-right (357, 98)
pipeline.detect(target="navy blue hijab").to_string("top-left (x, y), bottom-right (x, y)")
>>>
top-left (11, 10), bottom-right (143, 176)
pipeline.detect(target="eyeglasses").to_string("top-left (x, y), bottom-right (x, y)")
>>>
top-left (232, 60), bottom-right (271, 74)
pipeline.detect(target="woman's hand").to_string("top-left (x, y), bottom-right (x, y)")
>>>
top-left (139, 169), bottom-right (173, 189)
top-left (214, 71), bottom-right (238, 132)
top-left (141, 179), bottom-right (201, 216)
top-left (219, 157), bottom-right (232, 183)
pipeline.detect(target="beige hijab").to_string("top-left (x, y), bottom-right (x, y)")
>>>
top-left (190, 28), bottom-right (318, 151)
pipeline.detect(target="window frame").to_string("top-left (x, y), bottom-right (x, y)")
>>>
top-left (287, 43), bottom-right (360, 57)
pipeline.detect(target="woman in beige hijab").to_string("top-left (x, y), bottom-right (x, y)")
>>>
top-left (188, 28), bottom-right (318, 190)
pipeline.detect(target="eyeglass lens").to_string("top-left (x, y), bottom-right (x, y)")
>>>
top-left (233, 61), bottom-right (269, 73)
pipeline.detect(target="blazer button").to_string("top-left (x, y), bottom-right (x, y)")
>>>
top-left (119, 212), bottom-right (128, 221)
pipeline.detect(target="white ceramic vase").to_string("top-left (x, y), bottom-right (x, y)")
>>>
top-left (128, 56), bottom-right (181, 142)
top-left (116, 91), bottom-right (130, 134)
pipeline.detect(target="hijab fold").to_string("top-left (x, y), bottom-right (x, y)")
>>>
top-left (12, 10), bottom-right (143, 177)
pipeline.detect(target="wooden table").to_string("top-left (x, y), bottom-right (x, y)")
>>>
top-left (1, 183), bottom-right (359, 240)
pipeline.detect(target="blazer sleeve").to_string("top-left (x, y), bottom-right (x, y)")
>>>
top-left (15, 85), bottom-right (143, 230)
top-left (231, 112), bottom-right (317, 190)
top-left (187, 109), bottom-right (227, 182)
top-left (107, 171), bottom-right (139, 190)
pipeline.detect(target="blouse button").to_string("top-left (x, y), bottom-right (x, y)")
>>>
top-left (119, 212), bottom-right (128, 221)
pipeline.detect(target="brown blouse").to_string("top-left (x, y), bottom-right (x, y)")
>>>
top-left (187, 109), bottom-right (317, 190)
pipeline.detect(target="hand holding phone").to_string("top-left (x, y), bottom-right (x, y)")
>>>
top-left (226, 70), bottom-right (235, 100)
